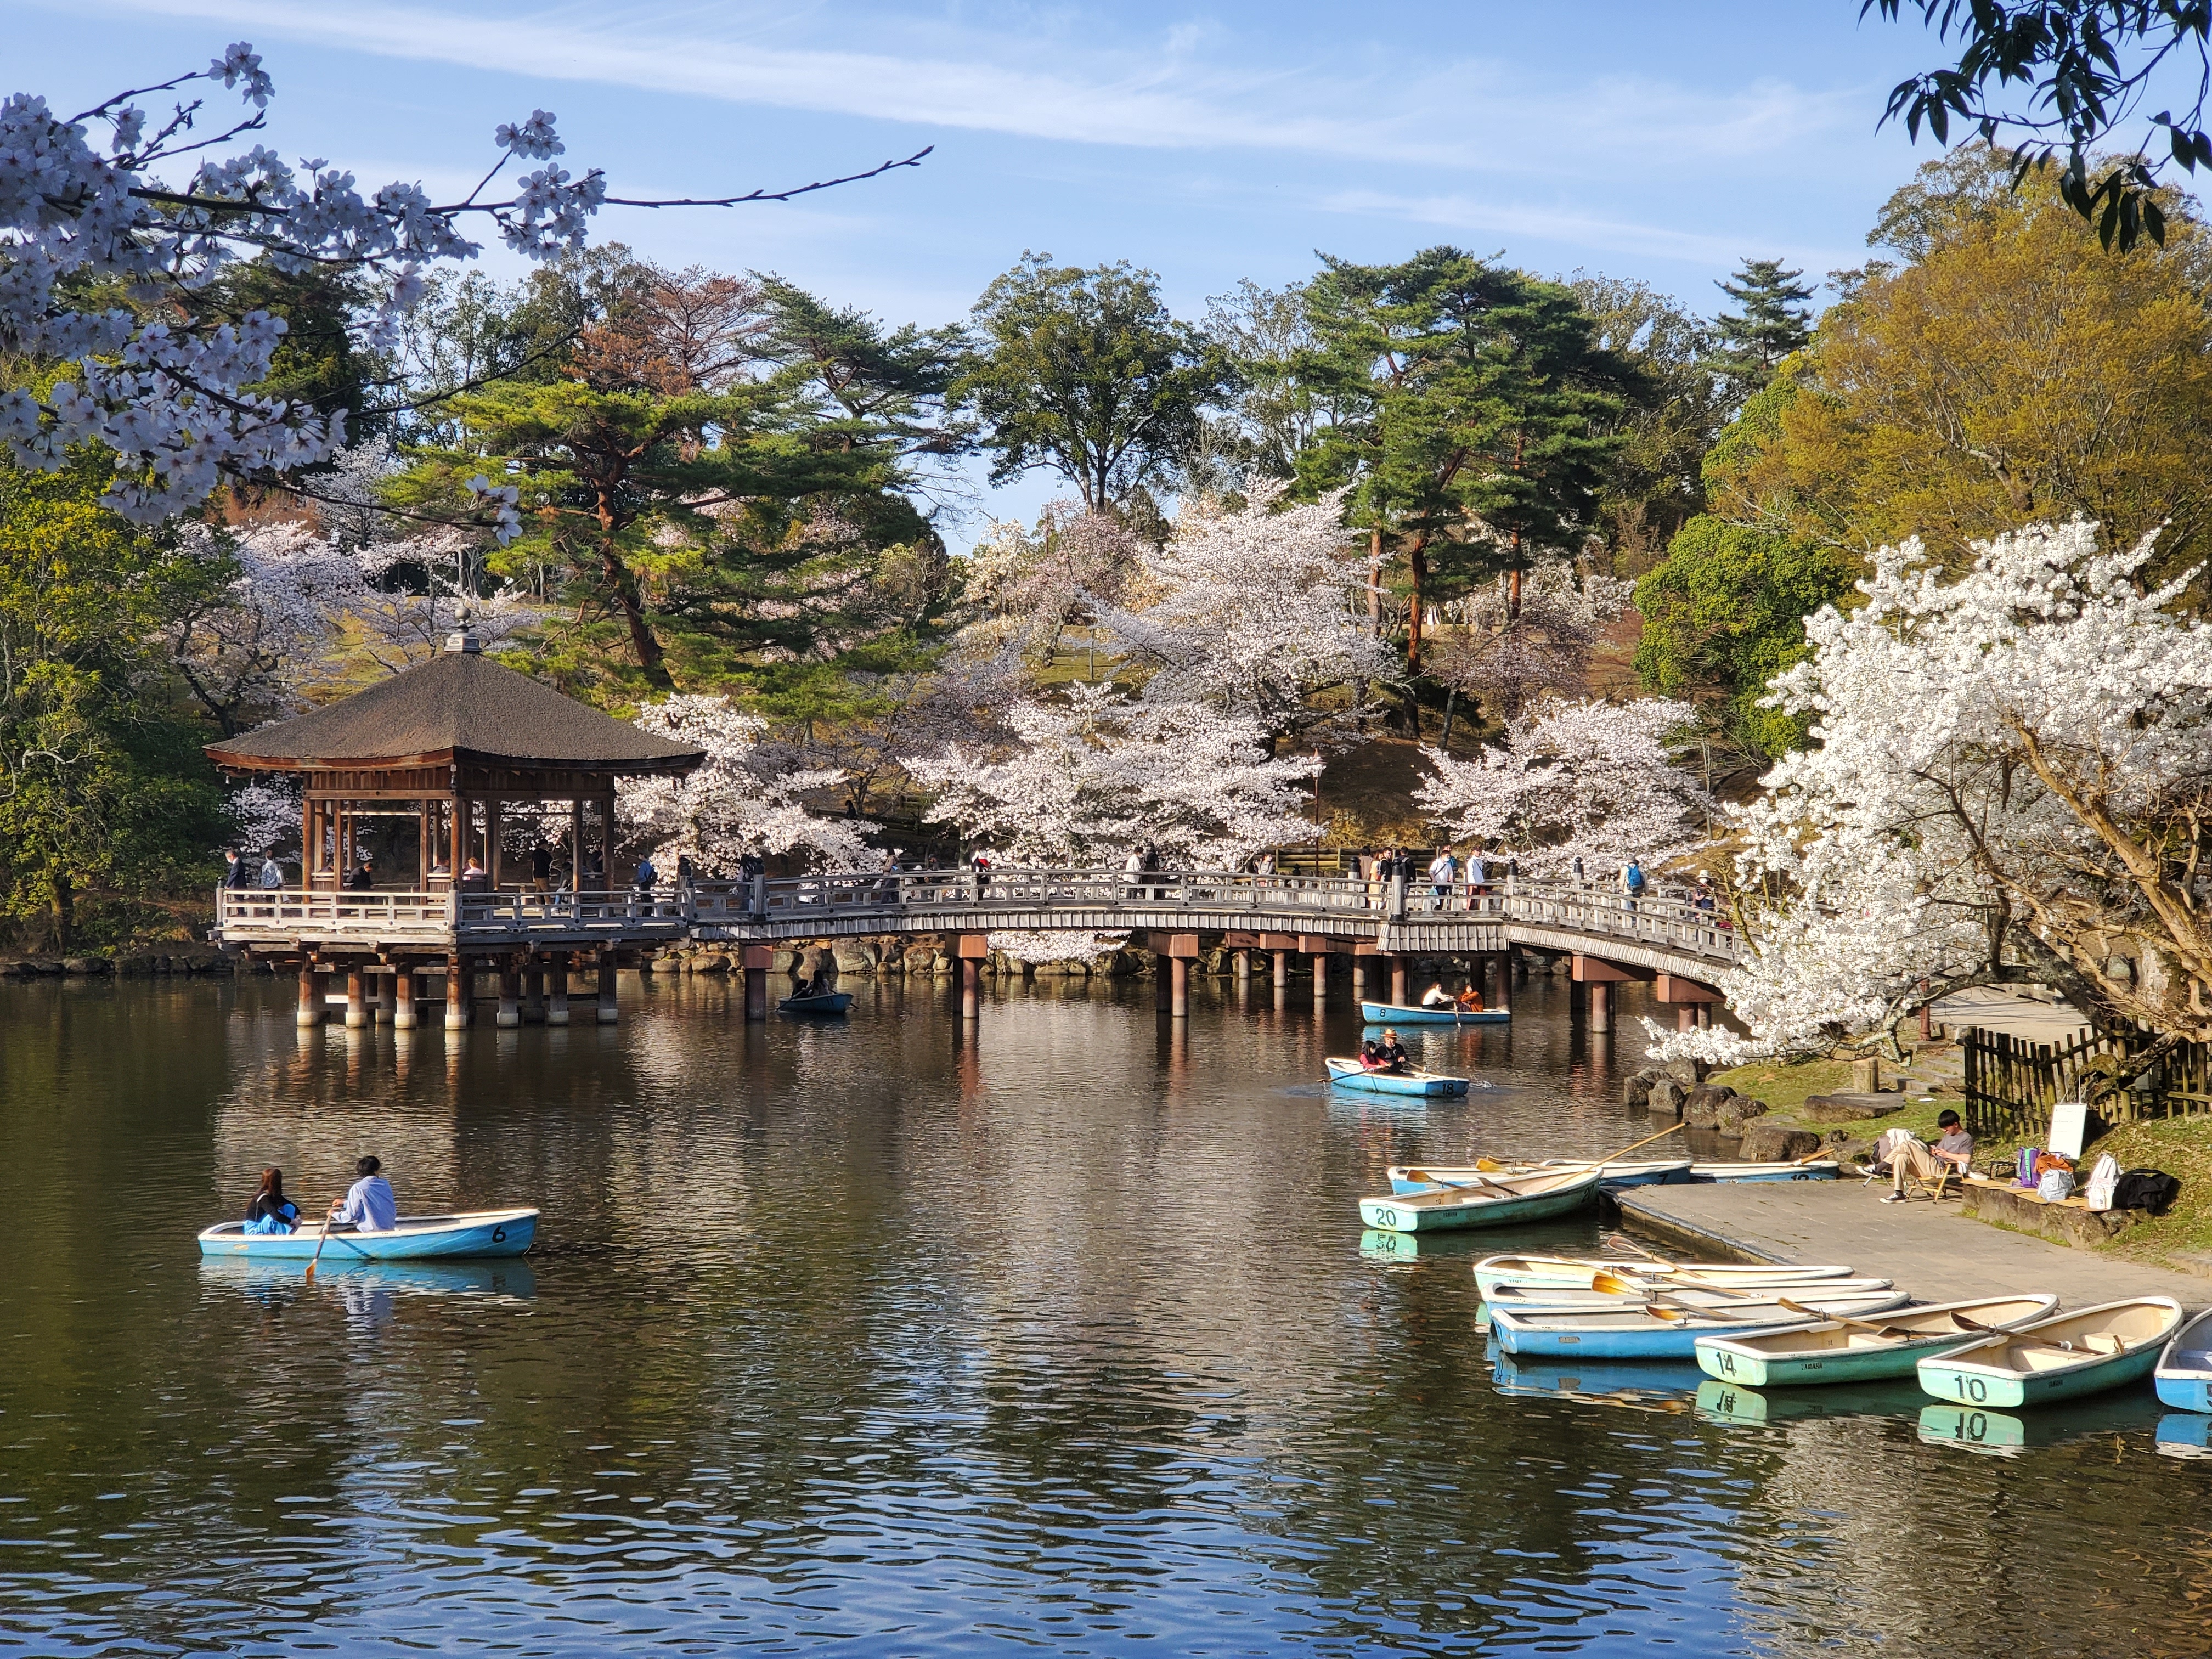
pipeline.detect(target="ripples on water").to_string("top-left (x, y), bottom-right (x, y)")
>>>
top-left (1, 973), bottom-right (2208, 1657)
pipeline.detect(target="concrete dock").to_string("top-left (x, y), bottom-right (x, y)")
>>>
top-left (1616, 1180), bottom-right (2207, 1308)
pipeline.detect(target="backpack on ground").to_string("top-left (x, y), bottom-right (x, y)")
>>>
top-left (2083, 1153), bottom-right (2120, 1212)
top-left (2111, 1168), bottom-right (2182, 1213)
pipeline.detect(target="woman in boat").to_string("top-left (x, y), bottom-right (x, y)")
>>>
top-left (241, 1167), bottom-right (300, 1235)
top-left (1362, 1030), bottom-right (1410, 1074)
top-left (1454, 984), bottom-right (1485, 1012)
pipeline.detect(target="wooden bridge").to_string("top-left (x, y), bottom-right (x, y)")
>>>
top-left (215, 868), bottom-right (1736, 1034)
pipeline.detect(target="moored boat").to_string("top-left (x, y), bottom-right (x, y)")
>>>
top-left (1358, 1000), bottom-right (1510, 1025)
top-left (1326, 1058), bottom-right (1470, 1097)
top-left (1389, 1159), bottom-right (1690, 1194)
top-left (1358, 1167), bottom-right (1600, 1233)
top-left (1488, 1276), bottom-right (1895, 1314)
top-left (2153, 1307), bottom-right (2212, 1412)
top-left (1688, 1160), bottom-right (1841, 1182)
top-left (197, 1206), bottom-right (538, 1261)
top-left (1471, 1254), bottom-right (1857, 1299)
top-left (1917, 1297), bottom-right (2184, 1408)
top-left (778, 991), bottom-right (853, 1014)
top-left (1489, 1290), bottom-right (1911, 1361)
top-left (1694, 1295), bottom-right (2059, 1387)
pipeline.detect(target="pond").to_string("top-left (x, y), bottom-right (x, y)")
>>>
top-left (1, 970), bottom-right (2204, 1656)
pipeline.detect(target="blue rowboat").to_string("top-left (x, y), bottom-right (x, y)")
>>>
top-left (2158, 1413), bottom-right (2212, 1459)
top-left (1359, 1001), bottom-right (1510, 1025)
top-left (1358, 1167), bottom-right (1600, 1233)
top-left (1390, 1159), bottom-right (1690, 1194)
top-left (1917, 1297), bottom-right (2183, 1408)
top-left (2154, 1307), bottom-right (2212, 1412)
top-left (1472, 1254), bottom-right (1857, 1299)
top-left (778, 991), bottom-right (853, 1015)
top-left (1489, 1290), bottom-right (1910, 1361)
top-left (198, 1255), bottom-right (538, 1301)
top-left (1489, 1276), bottom-right (1895, 1314)
top-left (1688, 1160), bottom-right (1841, 1182)
top-left (196, 1207), bottom-right (538, 1261)
top-left (1694, 1295), bottom-right (2059, 1387)
top-left (1493, 1350), bottom-right (1705, 1403)
top-left (1326, 1058), bottom-right (1469, 1097)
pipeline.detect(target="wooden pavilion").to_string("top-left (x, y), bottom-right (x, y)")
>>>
top-left (207, 629), bottom-right (704, 892)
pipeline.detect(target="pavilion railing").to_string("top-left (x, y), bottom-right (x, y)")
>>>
top-left (213, 872), bottom-right (1739, 967)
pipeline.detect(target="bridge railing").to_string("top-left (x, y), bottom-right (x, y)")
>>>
top-left (690, 867), bottom-right (1515, 922)
top-left (216, 888), bottom-right (691, 941)
top-left (1503, 885), bottom-right (1737, 964)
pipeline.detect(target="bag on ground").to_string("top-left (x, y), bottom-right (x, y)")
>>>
top-left (2036, 1169), bottom-right (2076, 1202)
top-left (2083, 1153), bottom-right (2120, 1212)
top-left (2111, 1169), bottom-right (2182, 1212)
top-left (2017, 1146), bottom-right (2041, 1188)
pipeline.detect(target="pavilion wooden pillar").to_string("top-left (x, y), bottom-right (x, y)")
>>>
top-left (444, 957), bottom-right (469, 1030)
top-left (498, 956), bottom-right (522, 1028)
top-left (375, 968), bottom-right (396, 1025)
top-left (392, 958), bottom-right (417, 1030)
top-left (297, 960), bottom-right (321, 1027)
top-left (489, 799), bottom-right (504, 891)
top-left (546, 953), bottom-right (570, 1026)
top-left (523, 963), bottom-right (545, 1024)
top-left (600, 792), bottom-right (617, 888)
top-left (597, 954), bottom-right (619, 1023)
top-left (742, 944), bottom-right (772, 1022)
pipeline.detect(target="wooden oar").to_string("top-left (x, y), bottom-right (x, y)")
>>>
top-left (1591, 1268), bottom-right (1766, 1301)
top-left (1773, 1297), bottom-right (1918, 1339)
top-left (1591, 1121), bottom-right (1686, 1165)
top-left (1604, 1231), bottom-right (1672, 1264)
top-left (303, 1201), bottom-right (340, 1283)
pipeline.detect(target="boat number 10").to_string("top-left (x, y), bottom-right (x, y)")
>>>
top-left (1949, 1374), bottom-right (1989, 1402)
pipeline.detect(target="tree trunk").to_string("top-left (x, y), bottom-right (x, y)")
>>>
top-left (1404, 530), bottom-right (1430, 670)
top-left (53, 873), bottom-right (73, 956)
top-left (1439, 685), bottom-right (1457, 752)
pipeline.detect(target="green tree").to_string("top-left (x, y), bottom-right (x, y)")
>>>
top-left (1632, 513), bottom-right (1855, 757)
top-left (957, 253), bottom-right (1235, 513)
top-left (0, 443), bottom-right (227, 951)
top-left (1296, 247), bottom-right (1632, 667)
top-left (1705, 258), bottom-right (1815, 397)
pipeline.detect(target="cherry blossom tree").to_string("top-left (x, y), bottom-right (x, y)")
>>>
top-left (988, 928), bottom-right (1130, 966)
top-left (1430, 562), bottom-right (1634, 725)
top-left (620, 694), bottom-right (874, 872)
top-left (960, 503), bottom-right (1142, 662)
top-left (906, 681), bottom-right (1316, 866)
top-left (224, 778), bottom-right (298, 857)
top-left (1646, 521), bottom-right (2212, 1065)
top-left (1, 45), bottom-right (922, 529)
top-left (1414, 696), bottom-right (1711, 876)
top-left (1097, 480), bottom-right (1393, 743)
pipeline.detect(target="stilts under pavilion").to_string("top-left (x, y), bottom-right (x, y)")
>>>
top-left (205, 628), bottom-right (704, 1034)
top-left (206, 630), bottom-right (704, 892)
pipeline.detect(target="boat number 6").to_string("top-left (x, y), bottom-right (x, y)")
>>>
top-left (1954, 1375), bottom-right (1987, 1402)
top-left (492, 1226), bottom-right (507, 1243)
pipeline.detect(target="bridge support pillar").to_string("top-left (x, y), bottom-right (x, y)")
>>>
top-left (522, 965), bottom-right (545, 1024)
top-left (597, 957), bottom-right (619, 1024)
top-left (1390, 956), bottom-right (1408, 1006)
top-left (497, 960), bottom-right (522, 1028)
top-left (297, 961), bottom-right (323, 1028)
top-left (1171, 955), bottom-right (1190, 1018)
top-left (742, 945), bottom-right (772, 1021)
top-left (1489, 952), bottom-right (1511, 1014)
top-left (546, 955), bottom-right (570, 1026)
top-left (956, 933), bottom-right (990, 1019)
top-left (1350, 958), bottom-right (1365, 998)
top-left (375, 969), bottom-right (396, 1025)
top-left (1589, 981), bottom-right (1611, 1032)
top-left (1312, 956), bottom-right (1329, 1009)
top-left (345, 965), bottom-right (368, 1030)
top-left (1234, 950), bottom-right (1250, 984)
top-left (393, 962), bottom-right (417, 1030)
top-left (444, 961), bottom-right (469, 1030)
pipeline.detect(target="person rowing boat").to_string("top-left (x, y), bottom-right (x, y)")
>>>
top-left (1361, 1029), bottom-right (1410, 1075)
top-left (328, 1155), bottom-right (397, 1234)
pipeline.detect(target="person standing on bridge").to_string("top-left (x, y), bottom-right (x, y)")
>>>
top-left (1124, 846), bottom-right (1144, 899)
top-left (1427, 847), bottom-right (1457, 909)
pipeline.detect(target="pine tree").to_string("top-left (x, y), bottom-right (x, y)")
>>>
top-left (1707, 259), bottom-right (1815, 392)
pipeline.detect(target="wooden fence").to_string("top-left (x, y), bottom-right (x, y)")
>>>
top-left (1962, 1020), bottom-right (2212, 1139)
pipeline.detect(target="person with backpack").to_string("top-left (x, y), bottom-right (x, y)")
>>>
top-left (1621, 859), bottom-right (1646, 912)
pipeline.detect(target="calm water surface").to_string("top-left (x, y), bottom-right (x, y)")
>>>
top-left (1, 972), bottom-right (2207, 1657)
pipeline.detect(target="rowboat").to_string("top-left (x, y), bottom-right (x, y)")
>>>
top-left (1920, 1392), bottom-right (2168, 1457)
top-left (1916, 1297), bottom-right (2185, 1408)
top-left (1695, 1377), bottom-right (1927, 1427)
top-left (196, 1207), bottom-right (538, 1260)
top-left (1694, 1295), bottom-right (2059, 1387)
top-left (198, 1255), bottom-right (538, 1301)
top-left (1326, 1058), bottom-right (1469, 1097)
top-left (1493, 1350), bottom-right (1705, 1404)
top-left (2154, 1307), bottom-right (2212, 1412)
top-left (1489, 1290), bottom-right (1911, 1361)
top-left (1358, 1166), bottom-right (1600, 1233)
top-left (2158, 1413), bottom-right (2212, 1460)
top-left (778, 991), bottom-right (853, 1014)
top-left (1488, 1276), bottom-right (1895, 1314)
top-left (1359, 1000), bottom-right (1510, 1025)
top-left (1688, 1160), bottom-right (1841, 1182)
top-left (1389, 1159), bottom-right (1691, 1194)
top-left (1472, 1254), bottom-right (1857, 1299)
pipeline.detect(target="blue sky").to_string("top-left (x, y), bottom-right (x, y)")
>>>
top-left (18, 1), bottom-right (1949, 538)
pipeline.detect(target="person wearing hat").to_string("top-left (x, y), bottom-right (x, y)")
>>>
top-left (1361, 1029), bottom-right (1410, 1075)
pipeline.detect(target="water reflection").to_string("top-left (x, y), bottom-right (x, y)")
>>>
top-left (0, 972), bottom-right (2208, 1657)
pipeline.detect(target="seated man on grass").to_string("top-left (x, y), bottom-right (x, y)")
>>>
top-left (1880, 1110), bottom-right (1973, 1204)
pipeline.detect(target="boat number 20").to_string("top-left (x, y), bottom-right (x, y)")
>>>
top-left (1373, 1210), bottom-right (1398, 1229)
top-left (491, 1226), bottom-right (507, 1243)
top-left (1950, 1374), bottom-right (1988, 1402)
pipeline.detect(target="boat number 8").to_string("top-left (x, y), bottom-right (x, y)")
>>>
top-left (1954, 1375), bottom-right (1987, 1402)
top-left (491, 1226), bottom-right (506, 1243)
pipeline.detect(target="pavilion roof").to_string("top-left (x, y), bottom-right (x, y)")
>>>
top-left (205, 647), bottom-right (706, 776)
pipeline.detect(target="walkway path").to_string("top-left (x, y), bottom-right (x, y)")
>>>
top-left (1616, 1179), bottom-right (2208, 1306)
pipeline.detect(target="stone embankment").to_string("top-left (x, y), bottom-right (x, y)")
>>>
top-left (2, 949), bottom-right (234, 979)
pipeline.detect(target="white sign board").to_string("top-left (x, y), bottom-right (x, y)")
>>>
top-left (2048, 1100), bottom-right (2087, 1160)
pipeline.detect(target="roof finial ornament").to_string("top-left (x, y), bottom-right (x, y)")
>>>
top-left (445, 601), bottom-right (481, 655)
